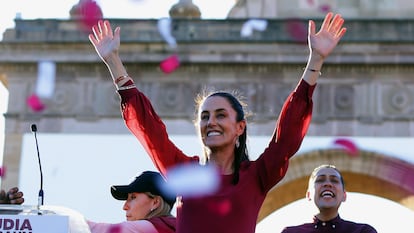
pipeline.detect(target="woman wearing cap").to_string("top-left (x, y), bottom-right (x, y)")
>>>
top-left (89, 12), bottom-right (346, 233)
top-left (87, 171), bottom-right (176, 233)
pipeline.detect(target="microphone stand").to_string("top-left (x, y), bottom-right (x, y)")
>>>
top-left (31, 124), bottom-right (44, 215)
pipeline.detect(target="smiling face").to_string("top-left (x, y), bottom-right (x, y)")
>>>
top-left (307, 167), bottom-right (346, 212)
top-left (198, 95), bottom-right (245, 152)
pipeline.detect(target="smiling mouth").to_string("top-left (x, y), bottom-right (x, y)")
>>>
top-left (321, 191), bottom-right (335, 198)
top-left (207, 131), bottom-right (221, 137)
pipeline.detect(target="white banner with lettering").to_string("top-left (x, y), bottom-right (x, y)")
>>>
top-left (0, 215), bottom-right (68, 233)
top-left (0, 205), bottom-right (91, 233)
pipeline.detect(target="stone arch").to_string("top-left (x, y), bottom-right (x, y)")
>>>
top-left (258, 149), bottom-right (414, 222)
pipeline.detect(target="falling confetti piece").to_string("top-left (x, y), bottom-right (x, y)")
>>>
top-left (161, 163), bottom-right (220, 198)
top-left (299, 0), bottom-right (317, 9)
top-left (286, 19), bottom-right (308, 43)
top-left (75, 0), bottom-right (103, 32)
top-left (157, 18), bottom-right (177, 49)
top-left (36, 61), bottom-right (56, 99)
top-left (333, 138), bottom-right (359, 157)
top-left (27, 94), bottom-right (45, 112)
top-left (240, 19), bottom-right (268, 37)
top-left (319, 4), bottom-right (332, 13)
top-left (0, 166), bottom-right (6, 177)
top-left (160, 54), bottom-right (180, 74)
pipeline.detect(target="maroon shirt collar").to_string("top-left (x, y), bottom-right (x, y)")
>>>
top-left (313, 214), bottom-right (341, 229)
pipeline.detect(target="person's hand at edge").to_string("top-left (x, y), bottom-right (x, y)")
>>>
top-left (0, 187), bottom-right (24, 205)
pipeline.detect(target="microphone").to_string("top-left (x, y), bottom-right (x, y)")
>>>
top-left (31, 124), bottom-right (44, 213)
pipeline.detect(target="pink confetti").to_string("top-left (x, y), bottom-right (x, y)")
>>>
top-left (319, 4), bottom-right (332, 13)
top-left (75, 0), bottom-right (103, 32)
top-left (26, 94), bottom-right (45, 112)
top-left (286, 19), bottom-right (308, 44)
top-left (160, 55), bottom-right (180, 74)
top-left (0, 166), bottom-right (6, 177)
top-left (333, 138), bottom-right (359, 157)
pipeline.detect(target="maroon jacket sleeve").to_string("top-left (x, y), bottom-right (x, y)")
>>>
top-left (148, 216), bottom-right (176, 233)
top-left (256, 79), bottom-right (315, 191)
top-left (118, 86), bottom-right (198, 176)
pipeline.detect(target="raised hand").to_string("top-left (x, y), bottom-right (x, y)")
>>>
top-left (89, 20), bottom-right (121, 63)
top-left (308, 12), bottom-right (347, 59)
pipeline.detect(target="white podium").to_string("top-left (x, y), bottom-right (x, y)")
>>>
top-left (0, 205), bottom-right (91, 233)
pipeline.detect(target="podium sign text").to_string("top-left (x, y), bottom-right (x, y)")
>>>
top-left (0, 215), bottom-right (68, 233)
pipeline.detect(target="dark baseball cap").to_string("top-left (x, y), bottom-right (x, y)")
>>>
top-left (110, 171), bottom-right (175, 207)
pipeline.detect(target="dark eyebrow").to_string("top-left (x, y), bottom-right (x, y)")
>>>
top-left (316, 174), bottom-right (340, 179)
top-left (201, 108), bottom-right (227, 114)
top-left (315, 175), bottom-right (326, 179)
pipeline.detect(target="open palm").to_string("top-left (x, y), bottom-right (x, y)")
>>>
top-left (308, 13), bottom-right (347, 59)
top-left (89, 20), bottom-right (121, 62)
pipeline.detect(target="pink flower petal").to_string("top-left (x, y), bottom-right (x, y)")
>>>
top-left (286, 19), bottom-right (308, 44)
top-left (319, 4), bottom-right (332, 13)
top-left (75, 0), bottom-right (103, 32)
top-left (27, 94), bottom-right (46, 112)
top-left (333, 138), bottom-right (359, 157)
top-left (160, 55), bottom-right (180, 74)
top-left (0, 166), bottom-right (6, 177)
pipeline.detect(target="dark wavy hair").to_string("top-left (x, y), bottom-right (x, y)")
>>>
top-left (194, 90), bottom-right (250, 185)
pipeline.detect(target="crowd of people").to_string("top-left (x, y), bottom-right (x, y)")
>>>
top-left (1, 12), bottom-right (378, 233)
